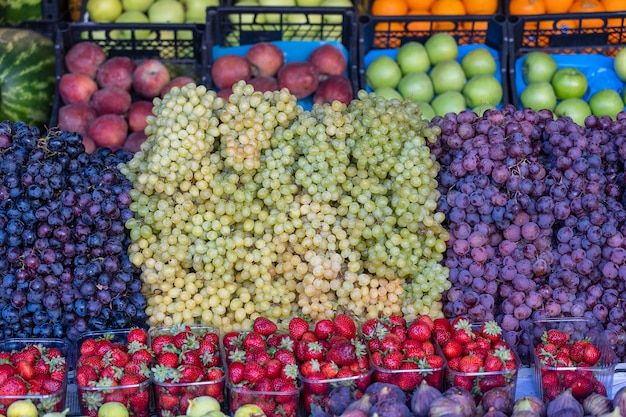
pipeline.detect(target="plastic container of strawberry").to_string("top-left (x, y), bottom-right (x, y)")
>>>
top-left (0, 338), bottom-right (70, 416)
top-left (299, 368), bottom-right (373, 414)
top-left (443, 324), bottom-right (520, 409)
top-left (525, 316), bottom-right (617, 402)
top-left (76, 329), bottom-right (153, 417)
top-left (148, 324), bottom-right (226, 416)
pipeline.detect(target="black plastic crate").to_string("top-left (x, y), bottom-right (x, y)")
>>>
top-left (0, 0), bottom-right (68, 24)
top-left (358, 14), bottom-right (510, 106)
top-left (77, 0), bottom-right (228, 23)
top-left (508, 12), bottom-right (626, 108)
top-left (50, 22), bottom-right (208, 127)
top-left (364, 0), bottom-right (504, 15)
top-left (205, 6), bottom-right (360, 103)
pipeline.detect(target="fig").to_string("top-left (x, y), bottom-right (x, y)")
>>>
top-left (308, 43), bottom-right (347, 77)
top-left (344, 393), bottom-right (373, 413)
top-left (368, 399), bottom-right (413, 417)
top-left (442, 386), bottom-right (477, 417)
top-left (341, 410), bottom-right (369, 417)
top-left (612, 386), bottom-right (626, 415)
top-left (313, 75), bottom-right (353, 106)
top-left (513, 396), bottom-right (546, 417)
top-left (599, 408), bottom-right (622, 417)
top-left (428, 397), bottom-right (465, 417)
top-left (583, 393), bottom-right (612, 417)
top-left (311, 404), bottom-right (333, 417)
top-left (550, 409), bottom-right (586, 417)
top-left (411, 380), bottom-right (443, 417)
top-left (511, 411), bottom-right (542, 417)
top-left (547, 389), bottom-right (584, 417)
top-left (365, 383), bottom-right (406, 405)
top-left (277, 61), bottom-right (319, 99)
top-left (483, 407), bottom-right (509, 417)
top-left (482, 386), bottom-right (514, 415)
top-left (327, 385), bottom-right (356, 415)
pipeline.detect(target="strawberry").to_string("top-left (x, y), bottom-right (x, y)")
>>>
top-left (228, 361), bottom-right (245, 384)
top-left (243, 362), bottom-right (266, 383)
top-left (453, 374), bottom-right (474, 392)
top-left (0, 363), bottom-right (15, 386)
top-left (478, 374), bottom-right (505, 392)
top-left (42, 378), bottom-right (63, 394)
top-left (314, 319), bottom-right (335, 341)
top-left (397, 362), bottom-right (422, 391)
top-left (333, 314), bottom-right (357, 339)
top-left (484, 355), bottom-right (503, 372)
top-left (543, 383), bottom-right (562, 401)
top-left (288, 317), bottom-right (309, 340)
top-left (129, 388), bottom-right (150, 411)
top-left (543, 329), bottom-right (569, 347)
top-left (459, 355), bottom-right (483, 373)
top-left (157, 351), bottom-right (179, 368)
top-left (570, 340), bottom-right (588, 363)
top-left (425, 354), bottom-right (444, 369)
top-left (265, 359), bottom-right (283, 379)
top-left (127, 328), bottom-right (148, 345)
top-left (179, 365), bottom-right (204, 383)
top-left (243, 333), bottom-right (266, 350)
top-left (80, 338), bottom-right (98, 356)
top-left (0, 375), bottom-right (28, 398)
top-left (541, 371), bottom-right (559, 387)
top-left (380, 334), bottom-right (402, 351)
top-left (151, 334), bottom-right (175, 356)
top-left (274, 349), bottom-right (297, 365)
top-left (593, 378), bottom-right (607, 396)
top-left (434, 328), bottom-right (451, 347)
top-left (15, 361), bottom-right (35, 380)
top-left (132, 348), bottom-right (154, 364)
top-left (180, 350), bottom-right (202, 367)
top-left (76, 365), bottom-right (98, 386)
top-left (361, 319), bottom-right (386, 339)
top-left (109, 348), bottom-right (130, 367)
top-left (325, 340), bottom-right (358, 367)
top-left (570, 377), bottom-right (593, 400)
top-left (320, 361), bottom-right (339, 379)
top-left (407, 320), bottom-right (432, 342)
top-left (381, 351), bottom-right (403, 370)
top-left (303, 341), bottom-right (325, 361)
top-left (583, 343), bottom-right (601, 366)
top-left (443, 340), bottom-right (463, 359)
top-left (254, 317), bottom-right (278, 336)
top-left (479, 320), bottom-right (503, 342)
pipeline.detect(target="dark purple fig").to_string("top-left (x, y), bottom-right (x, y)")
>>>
top-left (550, 408), bottom-right (586, 417)
top-left (482, 386), bottom-right (515, 415)
top-left (547, 389), bottom-right (584, 417)
top-left (327, 385), bottom-right (356, 415)
top-left (411, 380), bottom-right (443, 417)
top-left (583, 393), bottom-right (612, 417)
top-left (368, 399), bottom-right (412, 417)
top-left (599, 407), bottom-right (622, 417)
top-left (340, 410), bottom-right (369, 417)
top-left (442, 386), bottom-right (477, 417)
top-left (365, 382), bottom-right (407, 405)
top-left (343, 393), bottom-right (373, 414)
top-left (512, 411), bottom-right (542, 417)
top-left (513, 396), bottom-right (546, 417)
top-left (612, 386), bottom-right (626, 415)
top-left (484, 407), bottom-right (509, 417)
top-left (312, 404), bottom-right (333, 417)
top-left (428, 397), bottom-right (465, 417)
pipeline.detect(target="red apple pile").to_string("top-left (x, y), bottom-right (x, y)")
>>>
top-left (58, 41), bottom-right (196, 153)
top-left (212, 42), bottom-right (354, 105)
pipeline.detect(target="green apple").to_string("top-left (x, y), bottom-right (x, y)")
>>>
top-left (424, 32), bottom-right (458, 65)
top-left (86, 0), bottom-right (123, 22)
top-left (297, 0), bottom-right (323, 5)
top-left (397, 71), bottom-right (434, 103)
top-left (121, 0), bottom-right (154, 12)
top-left (615, 47), bottom-right (626, 82)
top-left (234, 404), bottom-right (265, 417)
top-left (396, 42), bottom-right (430, 74)
top-left (111, 11), bottom-right (153, 39)
top-left (415, 101), bottom-right (436, 120)
top-left (473, 104), bottom-right (496, 116)
top-left (431, 91), bottom-right (466, 116)
top-left (430, 59), bottom-right (466, 94)
top-left (366, 55), bottom-right (402, 90)
top-left (374, 87), bottom-right (403, 101)
top-left (259, 0), bottom-right (296, 23)
top-left (554, 98), bottom-right (592, 126)
top-left (551, 67), bottom-right (588, 99)
top-left (98, 402), bottom-right (129, 417)
top-left (7, 399), bottom-right (38, 417)
top-left (231, 0), bottom-right (266, 32)
top-left (148, 0), bottom-right (185, 23)
top-left (520, 81), bottom-right (557, 111)
top-left (589, 89), bottom-right (624, 120)
top-left (41, 408), bottom-right (71, 417)
top-left (185, 0), bottom-right (219, 23)
top-left (282, 13), bottom-right (322, 40)
top-left (522, 51), bottom-right (557, 84)
top-left (461, 47), bottom-right (497, 78)
top-left (320, 0), bottom-right (352, 24)
top-left (186, 396), bottom-right (221, 417)
top-left (463, 74), bottom-right (503, 108)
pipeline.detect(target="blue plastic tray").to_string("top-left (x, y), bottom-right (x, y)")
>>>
top-left (514, 53), bottom-right (624, 108)
top-left (212, 40), bottom-right (352, 110)
top-left (362, 44), bottom-right (503, 109)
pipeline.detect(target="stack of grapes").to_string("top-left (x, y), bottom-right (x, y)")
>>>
top-left (430, 107), bottom-right (626, 362)
top-left (0, 121), bottom-right (148, 340)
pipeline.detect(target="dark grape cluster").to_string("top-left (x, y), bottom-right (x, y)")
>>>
top-left (431, 107), bottom-right (626, 363)
top-left (0, 121), bottom-right (147, 340)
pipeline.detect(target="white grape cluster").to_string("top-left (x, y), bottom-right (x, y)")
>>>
top-left (119, 82), bottom-right (449, 331)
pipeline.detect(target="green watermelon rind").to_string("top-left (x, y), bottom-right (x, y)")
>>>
top-left (0, 28), bottom-right (56, 128)
top-left (2, 0), bottom-right (43, 24)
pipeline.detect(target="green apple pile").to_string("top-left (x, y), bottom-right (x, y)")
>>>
top-left (520, 50), bottom-right (626, 126)
top-left (364, 33), bottom-right (503, 120)
top-left (85, 0), bottom-right (218, 24)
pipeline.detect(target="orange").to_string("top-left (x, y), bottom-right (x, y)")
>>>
top-left (431, 0), bottom-right (466, 30)
top-left (509, 0), bottom-right (546, 14)
top-left (539, 18), bottom-right (580, 31)
top-left (407, 0), bottom-right (436, 10)
top-left (545, 0), bottom-right (575, 12)
top-left (374, 22), bottom-right (404, 48)
top-left (569, 0), bottom-right (606, 28)
top-left (602, 0), bottom-right (626, 10)
top-left (371, 0), bottom-right (409, 15)
top-left (407, 10), bottom-right (434, 31)
top-left (463, 0), bottom-right (498, 14)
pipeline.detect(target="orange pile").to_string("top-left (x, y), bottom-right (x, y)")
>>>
top-left (509, 0), bottom-right (626, 29)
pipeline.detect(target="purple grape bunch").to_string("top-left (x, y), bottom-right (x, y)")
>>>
top-left (0, 121), bottom-right (147, 340)
top-left (431, 107), bottom-right (626, 363)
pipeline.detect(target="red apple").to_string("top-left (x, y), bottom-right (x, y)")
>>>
top-left (277, 61), bottom-right (319, 99)
top-left (313, 75), bottom-right (353, 105)
top-left (248, 76), bottom-right (279, 92)
top-left (59, 73), bottom-right (99, 105)
top-left (65, 42), bottom-right (107, 78)
top-left (217, 88), bottom-right (233, 100)
top-left (90, 87), bottom-right (132, 115)
top-left (87, 114), bottom-right (128, 149)
top-left (308, 44), bottom-right (347, 77)
top-left (160, 75), bottom-right (195, 98)
top-left (57, 103), bottom-right (97, 135)
top-left (245, 42), bottom-right (284, 78)
top-left (128, 100), bottom-right (154, 132)
top-left (132, 59), bottom-right (171, 99)
top-left (82, 135), bottom-right (97, 153)
top-left (211, 55), bottom-right (251, 90)
top-left (96, 56), bottom-right (136, 90)
top-left (123, 131), bottom-right (148, 153)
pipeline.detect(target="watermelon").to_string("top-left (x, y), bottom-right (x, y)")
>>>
top-left (1, 0), bottom-right (43, 24)
top-left (0, 28), bottom-right (55, 128)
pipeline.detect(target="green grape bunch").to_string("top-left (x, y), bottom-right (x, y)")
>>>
top-left (119, 82), bottom-right (450, 332)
